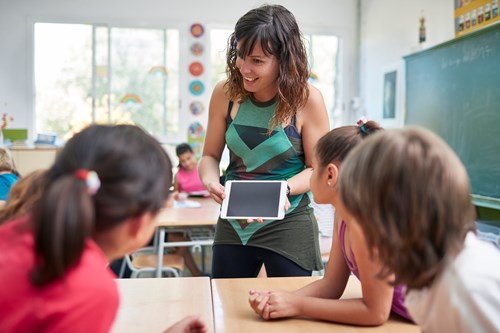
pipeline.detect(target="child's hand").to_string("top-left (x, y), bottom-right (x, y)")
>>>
top-left (163, 315), bottom-right (207, 333)
top-left (205, 181), bottom-right (225, 204)
top-left (248, 290), bottom-right (271, 318)
top-left (249, 290), bottom-right (301, 320)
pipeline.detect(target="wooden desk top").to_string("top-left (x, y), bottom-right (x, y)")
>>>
top-left (111, 277), bottom-right (214, 333)
top-left (156, 198), bottom-right (220, 227)
top-left (212, 276), bottom-right (421, 333)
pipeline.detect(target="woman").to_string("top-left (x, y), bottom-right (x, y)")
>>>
top-left (199, 4), bottom-right (329, 278)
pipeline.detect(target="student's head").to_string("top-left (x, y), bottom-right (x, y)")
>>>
top-left (339, 127), bottom-right (476, 290)
top-left (0, 147), bottom-right (16, 173)
top-left (225, 4), bottom-right (309, 128)
top-left (176, 143), bottom-right (197, 171)
top-left (310, 120), bottom-right (382, 205)
top-left (31, 124), bottom-right (172, 286)
top-left (0, 169), bottom-right (47, 224)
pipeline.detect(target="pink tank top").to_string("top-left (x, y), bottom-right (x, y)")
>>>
top-left (339, 220), bottom-right (412, 321)
top-left (176, 165), bottom-right (205, 193)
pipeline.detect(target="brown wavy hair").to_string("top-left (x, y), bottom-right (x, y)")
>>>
top-left (225, 4), bottom-right (309, 130)
top-left (339, 127), bottom-right (475, 290)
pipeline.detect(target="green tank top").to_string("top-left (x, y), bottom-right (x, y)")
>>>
top-left (214, 98), bottom-right (323, 271)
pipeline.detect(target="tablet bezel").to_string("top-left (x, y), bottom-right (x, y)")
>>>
top-left (220, 180), bottom-right (287, 220)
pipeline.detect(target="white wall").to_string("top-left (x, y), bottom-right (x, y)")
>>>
top-left (0, 0), bottom-right (358, 139)
top-left (359, 0), bottom-right (455, 128)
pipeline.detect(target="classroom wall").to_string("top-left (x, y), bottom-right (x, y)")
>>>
top-left (0, 0), bottom-right (358, 139)
top-left (359, 0), bottom-right (455, 127)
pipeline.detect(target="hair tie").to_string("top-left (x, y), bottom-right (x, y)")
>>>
top-left (75, 169), bottom-right (101, 195)
top-left (357, 116), bottom-right (368, 134)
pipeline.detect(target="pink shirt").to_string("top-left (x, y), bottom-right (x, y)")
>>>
top-left (0, 216), bottom-right (119, 333)
top-left (176, 165), bottom-right (206, 193)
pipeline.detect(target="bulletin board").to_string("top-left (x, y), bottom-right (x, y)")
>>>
top-left (455, 0), bottom-right (499, 37)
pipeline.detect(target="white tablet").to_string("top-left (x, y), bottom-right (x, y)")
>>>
top-left (221, 180), bottom-right (287, 220)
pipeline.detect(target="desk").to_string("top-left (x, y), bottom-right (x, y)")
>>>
top-left (155, 198), bottom-right (220, 277)
top-left (111, 277), bottom-right (214, 333)
top-left (212, 276), bottom-right (421, 333)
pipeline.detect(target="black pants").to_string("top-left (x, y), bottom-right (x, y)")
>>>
top-left (212, 244), bottom-right (312, 278)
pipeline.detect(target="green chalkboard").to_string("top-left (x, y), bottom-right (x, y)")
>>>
top-left (404, 22), bottom-right (500, 209)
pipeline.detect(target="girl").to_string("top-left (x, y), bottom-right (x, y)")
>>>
top-left (339, 127), bottom-right (500, 332)
top-left (199, 4), bottom-right (329, 278)
top-left (0, 147), bottom-right (19, 204)
top-left (249, 120), bottom-right (413, 325)
top-left (0, 125), bottom-right (206, 333)
top-left (173, 142), bottom-right (207, 199)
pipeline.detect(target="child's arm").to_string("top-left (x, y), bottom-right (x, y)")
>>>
top-left (249, 218), bottom-right (395, 326)
top-left (249, 213), bottom-right (350, 312)
top-left (293, 213), bottom-right (350, 298)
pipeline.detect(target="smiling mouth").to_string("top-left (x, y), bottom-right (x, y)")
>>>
top-left (243, 76), bottom-right (257, 82)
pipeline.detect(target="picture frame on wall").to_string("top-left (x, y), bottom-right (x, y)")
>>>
top-left (381, 63), bottom-right (405, 128)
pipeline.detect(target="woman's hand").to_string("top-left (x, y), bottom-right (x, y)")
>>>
top-left (163, 315), bottom-right (207, 333)
top-left (205, 181), bottom-right (225, 204)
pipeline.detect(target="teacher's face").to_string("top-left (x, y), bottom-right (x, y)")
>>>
top-left (235, 40), bottom-right (279, 102)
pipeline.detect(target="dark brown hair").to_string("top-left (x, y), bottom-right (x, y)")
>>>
top-left (225, 4), bottom-right (309, 130)
top-left (339, 127), bottom-right (475, 289)
top-left (31, 125), bottom-right (172, 286)
top-left (315, 121), bottom-right (382, 170)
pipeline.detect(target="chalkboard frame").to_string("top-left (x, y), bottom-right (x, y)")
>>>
top-left (404, 22), bottom-right (500, 210)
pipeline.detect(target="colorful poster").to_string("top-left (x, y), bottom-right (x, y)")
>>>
top-left (190, 23), bottom-right (205, 38)
top-left (455, 0), bottom-right (499, 37)
top-left (189, 101), bottom-right (205, 116)
top-left (189, 61), bottom-right (204, 76)
top-left (190, 42), bottom-right (204, 56)
top-left (189, 80), bottom-right (205, 96)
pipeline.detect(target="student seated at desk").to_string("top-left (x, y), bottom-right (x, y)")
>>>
top-left (0, 147), bottom-right (19, 206)
top-left (249, 120), bottom-right (413, 326)
top-left (172, 142), bottom-right (208, 200)
top-left (0, 125), bottom-right (206, 333)
top-left (338, 127), bottom-right (500, 333)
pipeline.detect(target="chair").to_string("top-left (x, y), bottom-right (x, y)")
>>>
top-left (119, 247), bottom-right (185, 278)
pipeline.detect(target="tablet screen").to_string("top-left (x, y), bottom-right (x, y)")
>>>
top-left (222, 180), bottom-right (286, 219)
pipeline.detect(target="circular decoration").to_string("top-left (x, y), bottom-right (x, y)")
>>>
top-left (188, 122), bottom-right (206, 139)
top-left (190, 42), bottom-right (204, 56)
top-left (189, 80), bottom-right (205, 96)
top-left (189, 61), bottom-right (204, 76)
top-left (190, 23), bottom-right (205, 38)
top-left (189, 101), bottom-right (205, 116)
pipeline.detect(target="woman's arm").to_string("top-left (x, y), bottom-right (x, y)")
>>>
top-left (199, 81), bottom-right (229, 204)
top-left (287, 85), bottom-right (329, 195)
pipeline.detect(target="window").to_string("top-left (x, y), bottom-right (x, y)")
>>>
top-left (210, 29), bottom-right (232, 88)
top-left (304, 34), bottom-right (340, 128)
top-left (34, 23), bottom-right (179, 141)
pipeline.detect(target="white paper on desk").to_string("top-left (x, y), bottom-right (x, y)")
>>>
top-left (173, 199), bottom-right (201, 208)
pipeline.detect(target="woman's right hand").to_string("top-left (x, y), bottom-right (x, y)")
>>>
top-left (205, 181), bottom-right (225, 204)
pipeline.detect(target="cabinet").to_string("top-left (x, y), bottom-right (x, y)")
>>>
top-left (10, 148), bottom-right (59, 176)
